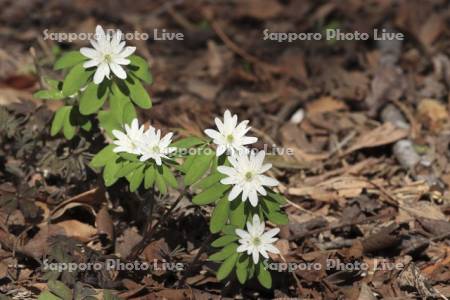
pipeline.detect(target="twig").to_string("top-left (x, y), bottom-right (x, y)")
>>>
top-left (127, 190), bottom-right (187, 259)
top-left (210, 21), bottom-right (283, 74)
top-left (177, 233), bottom-right (213, 288)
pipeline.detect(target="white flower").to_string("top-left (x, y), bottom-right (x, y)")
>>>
top-left (80, 25), bottom-right (136, 84)
top-left (236, 215), bottom-right (280, 264)
top-left (204, 110), bottom-right (257, 156)
top-left (112, 118), bottom-right (145, 155)
top-left (138, 127), bottom-right (177, 166)
top-left (217, 151), bottom-right (278, 207)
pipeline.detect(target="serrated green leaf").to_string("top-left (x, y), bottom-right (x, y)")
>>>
top-left (257, 261), bottom-right (272, 288)
top-left (128, 55), bottom-right (152, 84)
top-left (129, 165), bottom-right (145, 192)
top-left (236, 255), bottom-right (249, 284)
top-left (79, 82), bottom-right (108, 115)
top-left (217, 253), bottom-right (238, 281)
top-left (51, 106), bottom-right (71, 136)
top-left (184, 151), bottom-right (214, 186)
top-left (211, 235), bottom-right (238, 247)
top-left (221, 224), bottom-right (237, 235)
top-left (90, 145), bottom-right (117, 168)
top-left (98, 110), bottom-right (121, 138)
top-left (116, 161), bottom-right (141, 178)
top-left (144, 165), bottom-right (156, 189)
top-left (192, 182), bottom-right (229, 205)
top-left (38, 291), bottom-right (60, 300)
top-left (230, 200), bottom-right (246, 228)
top-left (162, 164), bottom-right (178, 188)
top-left (103, 159), bottom-right (121, 187)
top-left (171, 136), bottom-right (205, 149)
top-left (33, 89), bottom-right (64, 100)
top-left (62, 64), bottom-right (93, 96)
top-left (179, 154), bottom-right (196, 173)
top-left (194, 172), bottom-right (224, 190)
top-left (210, 197), bottom-right (230, 233)
top-left (155, 168), bottom-right (167, 194)
top-left (48, 280), bottom-right (72, 300)
top-left (62, 107), bottom-right (76, 140)
top-left (124, 75), bottom-right (152, 109)
top-left (266, 210), bottom-right (289, 225)
top-left (267, 191), bottom-right (288, 205)
top-left (209, 243), bottom-right (237, 262)
top-left (54, 51), bottom-right (86, 70)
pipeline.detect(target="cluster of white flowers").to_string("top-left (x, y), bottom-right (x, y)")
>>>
top-left (80, 25), bottom-right (136, 84)
top-left (112, 118), bottom-right (176, 166)
top-left (204, 110), bottom-right (281, 264)
top-left (204, 110), bottom-right (279, 207)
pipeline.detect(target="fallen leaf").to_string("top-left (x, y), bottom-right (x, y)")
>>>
top-left (343, 122), bottom-right (408, 155)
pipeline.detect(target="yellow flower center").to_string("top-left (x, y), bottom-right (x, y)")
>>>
top-left (252, 237), bottom-right (262, 246)
top-left (104, 54), bottom-right (113, 63)
top-left (226, 134), bottom-right (234, 143)
top-left (245, 171), bottom-right (254, 181)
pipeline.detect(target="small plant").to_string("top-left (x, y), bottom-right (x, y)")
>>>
top-left (34, 25), bottom-right (152, 140)
top-left (36, 25), bottom-right (289, 289)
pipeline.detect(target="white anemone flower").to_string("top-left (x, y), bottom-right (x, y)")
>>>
top-left (80, 25), bottom-right (136, 84)
top-left (204, 110), bottom-right (257, 156)
top-left (236, 215), bottom-right (280, 264)
top-left (112, 118), bottom-right (145, 155)
top-left (217, 151), bottom-right (279, 207)
top-left (138, 127), bottom-right (177, 166)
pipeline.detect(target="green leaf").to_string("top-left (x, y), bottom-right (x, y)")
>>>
top-left (194, 172), bottom-right (224, 190)
top-left (122, 102), bottom-right (137, 124)
top-left (155, 168), bottom-right (167, 194)
top-left (236, 255), bottom-right (249, 284)
top-left (257, 261), bottom-right (272, 289)
top-left (217, 253), bottom-right (238, 281)
top-left (266, 210), bottom-right (289, 225)
top-left (79, 82), bottom-right (108, 115)
top-left (54, 51), bottom-right (86, 70)
top-left (103, 159), bottom-right (121, 187)
top-left (209, 243), bottom-right (237, 262)
top-left (98, 110), bottom-right (121, 137)
top-left (192, 182), bottom-right (229, 205)
top-left (171, 136), bottom-right (205, 149)
top-left (267, 191), bottom-right (288, 205)
top-left (37, 291), bottom-right (60, 300)
top-left (162, 164), bottom-right (178, 188)
top-left (124, 75), bottom-right (152, 109)
top-left (128, 55), bottom-right (152, 84)
top-left (210, 197), bottom-right (230, 233)
top-left (90, 145), bottom-right (117, 168)
top-left (230, 200), bottom-right (246, 228)
top-left (51, 106), bottom-right (70, 136)
top-left (116, 161), bottom-right (141, 177)
top-left (179, 154), bottom-right (196, 173)
top-left (33, 89), bottom-right (64, 100)
top-left (184, 151), bottom-right (214, 186)
top-left (221, 224), bottom-right (237, 235)
top-left (128, 165), bottom-right (145, 192)
top-left (63, 106), bottom-right (76, 139)
top-left (48, 280), bottom-right (72, 300)
top-left (144, 165), bottom-right (156, 189)
top-left (62, 64), bottom-right (93, 97)
top-left (211, 235), bottom-right (238, 247)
